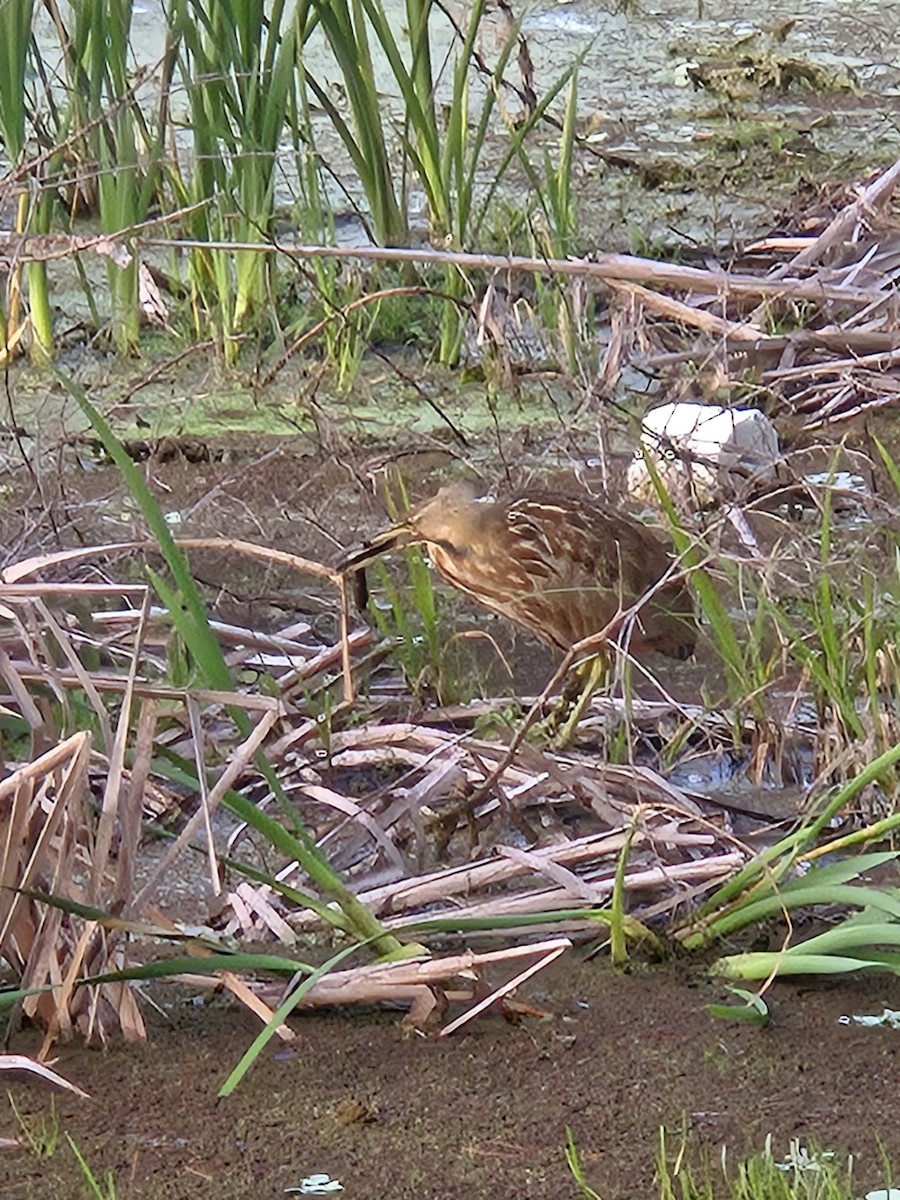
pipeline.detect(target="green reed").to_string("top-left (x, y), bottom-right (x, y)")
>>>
top-left (435, 6), bottom-right (579, 362)
top-left (295, 0), bottom-right (573, 365)
top-left (765, 456), bottom-right (900, 782)
top-left (0, 0), bottom-right (54, 360)
top-left (1, 0), bottom-right (594, 377)
top-left (677, 737), bottom-right (900, 959)
top-left (31, 0), bottom-right (170, 353)
top-left (67, 0), bottom-right (150, 351)
top-left (514, 69), bottom-right (587, 373)
top-left (172, 0), bottom-right (298, 358)
top-left (643, 451), bottom-right (767, 726)
top-left (298, 0), bottom-right (406, 246)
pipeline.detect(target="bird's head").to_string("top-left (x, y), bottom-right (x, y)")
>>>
top-left (404, 481), bottom-right (486, 554)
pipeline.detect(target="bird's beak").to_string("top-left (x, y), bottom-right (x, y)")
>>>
top-left (336, 520), bottom-right (412, 575)
top-left (337, 520), bottom-right (414, 614)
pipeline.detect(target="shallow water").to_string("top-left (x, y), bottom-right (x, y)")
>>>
top-left (29, 0), bottom-right (900, 252)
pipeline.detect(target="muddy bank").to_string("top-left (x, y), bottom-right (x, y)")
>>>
top-left (4, 958), bottom-right (898, 1199)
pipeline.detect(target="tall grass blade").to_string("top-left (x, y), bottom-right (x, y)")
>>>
top-left (0, 0), bottom-right (53, 359)
top-left (218, 937), bottom-right (371, 1096)
top-left (54, 370), bottom-right (409, 958)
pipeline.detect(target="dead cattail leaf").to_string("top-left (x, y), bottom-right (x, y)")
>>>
top-left (0, 1054), bottom-right (89, 1098)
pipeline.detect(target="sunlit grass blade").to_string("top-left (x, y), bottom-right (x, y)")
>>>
top-left (218, 937), bottom-right (372, 1096)
top-left (608, 819), bottom-right (637, 966)
top-left (66, 1136), bottom-right (117, 1200)
top-left (707, 986), bottom-right (769, 1024)
top-left (788, 913), bottom-right (900, 956)
top-left (566, 1128), bottom-right (603, 1200)
top-left (714, 952), bottom-right (888, 979)
top-left (701, 878), bottom-right (900, 938)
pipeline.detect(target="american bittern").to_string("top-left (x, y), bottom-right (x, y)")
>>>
top-left (340, 482), bottom-right (695, 664)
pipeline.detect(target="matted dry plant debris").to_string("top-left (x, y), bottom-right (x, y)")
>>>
top-left (268, 720), bottom-right (741, 932)
top-left (0, 536), bottom-right (746, 1042)
top-left (617, 155), bottom-right (900, 431)
top-left (5, 157), bottom-right (900, 1040)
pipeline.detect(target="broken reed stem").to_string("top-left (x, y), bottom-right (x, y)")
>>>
top-left (132, 238), bottom-right (881, 305)
top-left (14, 226), bottom-right (890, 400)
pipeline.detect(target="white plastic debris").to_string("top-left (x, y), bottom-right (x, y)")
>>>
top-left (286, 1176), bottom-right (344, 1196)
top-left (774, 1144), bottom-right (834, 1173)
top-left (844, 1007), bottom-right (900, 1029)
top-left (626, 402), bottom-right (780, 507)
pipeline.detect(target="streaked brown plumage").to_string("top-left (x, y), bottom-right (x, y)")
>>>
top-left (340, 482), bottom-right (695, 660)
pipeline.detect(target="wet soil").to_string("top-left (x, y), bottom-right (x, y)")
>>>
top-left (4, 959), bottom-right (899, 1199)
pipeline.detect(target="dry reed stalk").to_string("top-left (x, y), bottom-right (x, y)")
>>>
top-left (439, 938), bottom-right (571, 1036)
top-left (769, 153), bottom-right (900, 278)
top-left (0, 733), bottom-right (98, 1035)
top-left (0, 1054), bottom-right (90, 1097)
top-left (0, 589), bottom-right (157, 1042)
top-left (371, 854), bottom-right (744, 931)
top-left (140, 236), bottom-right (888, 306)
top-left (133, 706), bottom-right (281, 910)
top-left (239, 938), bottom-right (574, 1029)
top-left (367, 837), bottom-right (733, 918)
top-left (91, 592), bottom-right (151, 900)
top-left (605, 279), bottom-right (764, 341)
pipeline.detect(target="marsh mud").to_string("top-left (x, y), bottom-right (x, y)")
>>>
top-left (4, 961), bottom-right (900, 1199)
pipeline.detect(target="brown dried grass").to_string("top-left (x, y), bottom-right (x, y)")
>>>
top-left (7, 158), bottom-right (900, 1037)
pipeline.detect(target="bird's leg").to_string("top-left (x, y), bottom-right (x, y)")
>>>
top-left (555, 653), bottom-right (609, 747)
top-left (531, 653), bottom-right (609, 749)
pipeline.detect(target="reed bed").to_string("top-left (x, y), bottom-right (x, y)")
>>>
top-left (3, 464), bottom-right (900, 1050)
top-left (0, 544), bottom-right (740, 1037)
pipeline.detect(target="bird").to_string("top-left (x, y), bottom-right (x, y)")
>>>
top-left (339, 481), bottom-right (696, 662)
